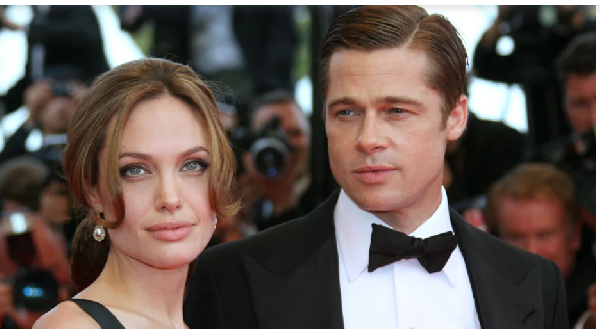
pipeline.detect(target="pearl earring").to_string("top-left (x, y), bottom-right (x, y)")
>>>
top-left (93, 224), bottom-right (106, 242)
top-left (93, 209), bottom-right (106, 242)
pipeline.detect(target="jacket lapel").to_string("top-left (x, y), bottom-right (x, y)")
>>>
top-left (243, 190), bottom-right (344, 328)
top-left (242, 193), bottom-right (542, 328)
top-left (450, 209), bottom-right (543, 328)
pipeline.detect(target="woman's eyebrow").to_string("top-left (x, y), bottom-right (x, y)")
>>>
top-left (119, 146), bottom-right (210, 160)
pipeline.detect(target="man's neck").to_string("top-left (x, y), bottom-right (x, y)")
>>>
top-left (369, 188), bottom-right (444, 235)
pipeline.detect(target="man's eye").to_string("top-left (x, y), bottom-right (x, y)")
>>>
top-left (388, 108), bottom-right (407, 114)
top-left (338, 109), bottom-right (357, 116)
top-left (503, 234), bottom-right (523, 243)
top-left (537, 232), bottom-right (555, 240)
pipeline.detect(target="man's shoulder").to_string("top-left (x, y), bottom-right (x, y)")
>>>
top-left (203, 189), bottom-right (340, 268)
top-left (203, 216), bottom-right (304, 265)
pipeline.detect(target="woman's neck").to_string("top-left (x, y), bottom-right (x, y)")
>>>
top-left (89, 249), bottom-right (189, 329)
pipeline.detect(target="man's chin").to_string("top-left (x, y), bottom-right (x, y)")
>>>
top-left (346, 190), bottom-right (402, 213)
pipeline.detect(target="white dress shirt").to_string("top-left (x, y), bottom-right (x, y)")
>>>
top-left (334, 187), bottom-right (481, 328)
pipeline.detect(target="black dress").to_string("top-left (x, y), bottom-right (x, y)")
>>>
top-left (66, 299), bottom-right (125, 329)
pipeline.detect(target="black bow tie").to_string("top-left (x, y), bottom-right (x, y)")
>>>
top-left (368, 223), bottom-right (458, 274)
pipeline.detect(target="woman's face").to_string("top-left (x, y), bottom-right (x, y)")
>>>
top-left (91, 94), bottom-right (216, 270)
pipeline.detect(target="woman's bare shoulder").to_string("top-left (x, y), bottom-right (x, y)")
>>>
top-left (33, 300), bottom-right (100, 329)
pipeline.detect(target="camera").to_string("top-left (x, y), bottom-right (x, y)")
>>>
top-left (229, 117), bottom-right (294, 178)
top-left (50, 81), bottom-right (74, 97)
top-left (0, 211), bottom-right (59, 313)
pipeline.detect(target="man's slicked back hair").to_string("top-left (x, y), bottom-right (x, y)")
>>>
top-left (319, 5), bottom-right (468, 119)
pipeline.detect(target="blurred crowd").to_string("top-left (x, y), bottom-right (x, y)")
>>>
top-left (0, 5), bottom-right (595, 329)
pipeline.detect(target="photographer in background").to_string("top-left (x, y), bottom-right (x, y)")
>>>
top-left (0, 66), bottom-right (88, 167)
top-left (473, 5), bottom-right (594, 146)
top-left (0, 157), bottom-right (71, 329)
top-left (529, 32), bottom-right (595, 259)
top-left (0, 5), bottom-right (108, 116)
top-left (206, 103), bottom-right (255, 247)
top-left (118, 5), bottom-right (298, 112)
top-left (233, 90), bottom-right (316, 232)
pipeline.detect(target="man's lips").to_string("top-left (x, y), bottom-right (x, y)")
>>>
top-left (353, 165), bottom-right (396, 173)
top-left (353, 165), bottom-right (396, 184)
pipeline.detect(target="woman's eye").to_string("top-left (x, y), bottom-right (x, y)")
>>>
top-left (182, 160), bottom-right (208, 172)
top-left (120, 165), bottom-right (147, 177)
top-left (183, 162), bottom-right (200, 171)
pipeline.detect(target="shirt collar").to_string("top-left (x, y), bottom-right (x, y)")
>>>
top-left (334, 186), bottom-right (458, 287)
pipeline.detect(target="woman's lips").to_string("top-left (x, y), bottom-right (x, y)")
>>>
top-left (146, 222), bottom-right (195, 242)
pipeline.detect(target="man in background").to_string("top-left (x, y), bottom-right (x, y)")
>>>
top-left (530, 32), bottom-right (595, 254)
top-left (485, 163), bottom-right (595, 328)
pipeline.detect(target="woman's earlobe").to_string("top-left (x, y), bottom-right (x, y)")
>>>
top-left (85, 183), bottom-right (103, 213)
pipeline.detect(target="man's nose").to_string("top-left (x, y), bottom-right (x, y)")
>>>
top-left (523, 238), bottom-right (543, 256)
top-left (355, 113), bottom-right (387, 155)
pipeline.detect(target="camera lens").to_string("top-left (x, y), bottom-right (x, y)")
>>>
top-left (251, 138), bottom-right (288, 178)
top-left (12, 268), bottom-right (60, 312)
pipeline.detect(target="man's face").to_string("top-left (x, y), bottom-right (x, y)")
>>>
top-left (496, 196), bottom-right (580, 277)
top-left (252, 101), bottom-right (311, 179)
top-left (565, 72), bottom-right (596, 134)
top-left (324, 47), bottom-right (466, 223)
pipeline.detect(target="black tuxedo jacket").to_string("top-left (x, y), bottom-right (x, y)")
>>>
top-left (184, 190), bottom-right (569, 328)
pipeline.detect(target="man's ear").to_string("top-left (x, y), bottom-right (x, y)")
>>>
top-left (445, 95), bottom-right (468, 141)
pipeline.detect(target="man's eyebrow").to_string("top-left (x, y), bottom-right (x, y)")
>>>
top-left (327, 96), bottom-right (425, 110)
top-left (376, 96), bottom-right (425, 108)
top-left (119, 146), bottom-right (210, 160)
top-left (327, 97), bottom-right (359, 110)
